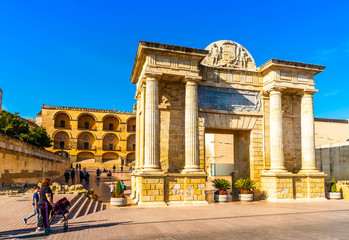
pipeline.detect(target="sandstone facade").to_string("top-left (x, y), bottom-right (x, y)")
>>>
top-left (37, 105), bottom-right (136, 169)
top-left (0, 132), bottom-right (69, 183)
top-left (130, 40), bottom-right (327, 205)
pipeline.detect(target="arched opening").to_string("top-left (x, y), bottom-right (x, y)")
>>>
top-left (77, 132), bottom-right (95, 150)
top-left (126, 152), bottom-right (135, 165)
top-left (78, 114), bottom-right (96, 130)
top-left (103, 116), bottom-right (120, 131)
top-left (77, 152), bottom-right (95, 163)
top-left (102, 133), bottom-right (119, 151)
top-left (127, 134), bottom-right (136, 151)
top-left (102, 152), bottom-right (119, 163)
top-left (53, 131), bottom-right (70, 150)
top-left (54, 112), bottom-right (71, 128)
top-left (54, 151), bottom-right (70, 158)
top-left (127, 117), bottom-right (136, 132)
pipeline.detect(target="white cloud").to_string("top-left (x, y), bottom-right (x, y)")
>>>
top-left (324, 90), bottom-right (338, 97)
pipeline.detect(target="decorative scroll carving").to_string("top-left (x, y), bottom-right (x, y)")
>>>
top-left (160, 84), bottom-right (179, 107)
top-left (198, 86), bottom-right (261, 112)
top-left (201, 40), bottom-right (256, 71)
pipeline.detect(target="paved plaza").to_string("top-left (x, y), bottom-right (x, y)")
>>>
top-left (1, 190), bottom-right (349, 240)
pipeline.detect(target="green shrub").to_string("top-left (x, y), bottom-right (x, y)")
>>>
top-left (330, 178), bottom-right (337, 192)
top-left (113, 180), bottom-right (125, 198)
top-left (212, 179), bottom-right (231, 191)
top-left (234, 178), bottom-right (256, 194)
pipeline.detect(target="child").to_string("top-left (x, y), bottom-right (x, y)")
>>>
top-left (24, 186), bottom-right (40, 224)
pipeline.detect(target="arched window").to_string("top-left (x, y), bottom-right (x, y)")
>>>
top-left (102, 133), bottom-right (119, 151)
top-left (77, 132), bottom-right (95, 150)
top-left (78, 114), bottom-right (96, 130)
top-left (54, 112), bottom-right (71, 129)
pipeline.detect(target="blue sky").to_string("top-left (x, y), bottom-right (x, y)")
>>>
top-left (1, 0), bottom-right (349, 119)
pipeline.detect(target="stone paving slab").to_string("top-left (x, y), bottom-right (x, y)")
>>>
top-left (1, 195), bottom-right (349, 240)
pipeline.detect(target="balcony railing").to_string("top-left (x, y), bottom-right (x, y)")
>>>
top-left (103, 128), bottom-right (121, 132)
top-left (77, 127), bottom-right (97, 131)
top-left (77, 146), bottom-right (96, 150)
top-left (103, 146), bottom-right (121, 151)
top-left (53, 147), bottom-right (71, 150)
top-left (54, 126), bottom-right (72, 130)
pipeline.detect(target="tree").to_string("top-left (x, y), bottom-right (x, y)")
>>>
top-left (0, 110), bottom-right (52, 148)
top-left (0, 110), bottom-right (29, 138)
top-left (21, 126), bottom-right (52, 148)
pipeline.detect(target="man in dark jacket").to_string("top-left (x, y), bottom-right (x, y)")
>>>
top-left (64, 170), bottom-right (69, 184)
top-left (71, 169), bottom-right (75, 183)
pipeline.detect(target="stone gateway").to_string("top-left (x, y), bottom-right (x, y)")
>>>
top-left (130, 40), bottom-right (326, 206)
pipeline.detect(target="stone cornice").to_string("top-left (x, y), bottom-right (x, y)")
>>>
top-left (42, 104), bottom-right (135, 115)
top-left (259, 59), bottom-right (326, 73)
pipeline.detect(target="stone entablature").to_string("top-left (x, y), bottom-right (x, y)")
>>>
top-left (130, 40), bottom-right (327, 205)
top-left (42, 104), bottom-right (133, 115)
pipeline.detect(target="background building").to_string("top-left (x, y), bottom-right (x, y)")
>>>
top-left (37, 104), bottom-right (136, 169)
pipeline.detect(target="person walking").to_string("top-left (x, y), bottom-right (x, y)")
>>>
top-left (64, 170), bottom-right (69, 184)
top-left (84, 171), bottom-right (90, 185)
top-left (75, 163), bottom-right (78, 171)
top-left (121, 180), bottom-right (126, 191)
top-left (24, 186), bottom-right (40, 225)
top-left (78, 164), bottom-right (81, 172)
top-left (110, 182), bottom-right (115, 196)
top-left (37, 178), bottom-right (54, 233)
top-left (113, 165), bottom-right (116, 172)
top-left (70, 163), bottom-right (73, 169)
top-left (71, 169), bottom-right (75, 183)
top-left (79, 170), bottom-right (84, 183)
top-left (120, 165), bottom-right (123, 172)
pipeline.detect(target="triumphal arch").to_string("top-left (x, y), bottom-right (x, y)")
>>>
top-left (130, 40), bottom-right (326, 206)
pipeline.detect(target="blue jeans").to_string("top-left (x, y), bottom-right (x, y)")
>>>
top-left (26, 205), bottom-right (39, 222)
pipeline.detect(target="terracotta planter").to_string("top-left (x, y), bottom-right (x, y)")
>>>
top-left (238, 193), bottom-right (253, 202)
top-left (214, 194), bottom-right (229, 202)
top-left (110, 197), bottom-right (127, 206)
top-left (326, 192), bottom-right (342, 200)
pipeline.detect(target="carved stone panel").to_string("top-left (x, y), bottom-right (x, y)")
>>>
top-left (201, 40), bottom-right (256, 71)
top-left (198, 86), bottom-right (261, 112)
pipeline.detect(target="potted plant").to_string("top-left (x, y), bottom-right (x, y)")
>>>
top-left (234, 178), bottom-right (256, 202)
top-left (212, 179), bottom-right (231, 202)
top-left (326, 178), bottom-right (341, 200)
top-left (110, 180), bottom-right (127, 206)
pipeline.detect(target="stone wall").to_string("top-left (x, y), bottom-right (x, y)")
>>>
top-left (0, 132), bottom-right (69, 183)
top-left (316, 142), bottom-right (349, 181)
top-left (314, 119), bottom-right (349, 147)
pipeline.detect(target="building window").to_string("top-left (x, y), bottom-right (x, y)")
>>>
top-left (109, 123), bottom-right (113, 131)
top-left (60, 120), bottom-right (65, 128)
top-left (132, 125), bottom-right (136, 132)
top-left (84, 122), bottom-right (89, 129)
top-left (60, 141), bottom-right (65, 149)
top-left (84, 142), bottom-right (89, 150)
top-left (109, 144), bottom-right (113, 150)
top-left (132, 144), bottom-right (135, 151)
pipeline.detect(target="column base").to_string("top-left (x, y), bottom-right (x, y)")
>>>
top-left (181, 168), bottom-right (203, 174)
top-left (141, 168), bottom-right (163, 173)
top-left (299, 168), bottom-right (319, 173)
top-left (264, 169), bottom-right (290, 174)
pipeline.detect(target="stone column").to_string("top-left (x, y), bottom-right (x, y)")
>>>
top-left (182, 77), bottom-right (202, 172)
top-left (300, 90), bottom-right (318, 172)
top-left (269, 87), bottom-right (287, 172)
top-left (143, 73), bottom-right (161, 171)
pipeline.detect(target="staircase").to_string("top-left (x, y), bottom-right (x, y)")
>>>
top-left (52, 194), bottom-right (106, 224)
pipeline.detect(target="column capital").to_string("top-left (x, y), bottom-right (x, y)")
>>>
top-left (303, 89), bottom-right (318, 96)
top-left (267, 86), bottom-right (286, 94)
top-left (184, 76), bottom-right (201, 85)
top-left (144, 72), bottom-right (162, 82)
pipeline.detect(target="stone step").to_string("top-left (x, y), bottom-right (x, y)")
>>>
top-left (93, 199), bottom-right (99, 213)
top-left (65, 194), bottom-right (85, 219)
top-left (74, 197), bottom-right (90, 219)
top-left (85, 198), bottom-right (94, 215)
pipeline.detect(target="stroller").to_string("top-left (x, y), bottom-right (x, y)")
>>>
top-left (47, 197), bottom-right (70, 233)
